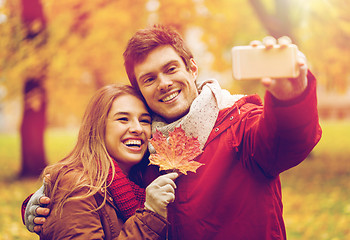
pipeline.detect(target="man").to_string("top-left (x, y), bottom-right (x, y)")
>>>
top-left (25, 25), bottom-right (321, 240)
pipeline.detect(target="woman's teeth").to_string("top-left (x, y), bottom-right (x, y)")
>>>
top-left (124, 139), bottom-right (141, 147)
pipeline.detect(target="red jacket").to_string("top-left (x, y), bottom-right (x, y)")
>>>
top-left (168, 73), bottom-right (322, 240)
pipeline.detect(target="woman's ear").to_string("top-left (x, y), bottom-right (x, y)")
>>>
top-left (189, 58), bottom-right (198, 79)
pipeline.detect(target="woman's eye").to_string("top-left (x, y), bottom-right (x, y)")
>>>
top-left (140, 118), bottom-right (151, 124)
top-left (117, 117), bottom-right (128, 122)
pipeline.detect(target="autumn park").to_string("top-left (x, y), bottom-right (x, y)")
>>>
top-left (0, 0), bottom-right (349, 239)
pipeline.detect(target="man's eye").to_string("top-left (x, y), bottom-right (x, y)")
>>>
top-left (167, 66), bottom-right (177, 73)
top-left (144, 77), bottom-right (155, 84)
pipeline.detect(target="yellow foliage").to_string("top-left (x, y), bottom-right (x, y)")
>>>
top-left (1, 0), bottom-right (350, 128)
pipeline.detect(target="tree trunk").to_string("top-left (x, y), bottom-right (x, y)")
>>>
top-left (20, 78), bottom-right (47, 177)
top-left (19, 0), bottom-right (48, 178)
top-left (249, 0), bottom-right (295, 42)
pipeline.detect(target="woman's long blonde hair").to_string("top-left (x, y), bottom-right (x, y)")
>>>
top-left (43, 84), bottom-right (150, 215)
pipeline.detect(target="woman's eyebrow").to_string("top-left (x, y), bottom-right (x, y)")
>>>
top-left (112, 112), bottom-right (129, 117)
top-left (113, 112), bottom-right (151, 118)
top-left (141, 113), bottom-right (151, 118)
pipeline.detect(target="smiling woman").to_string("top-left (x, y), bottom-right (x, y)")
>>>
top-left (24, 84), bottom-right (178, 240)
top-left (105, 94), bottom-right (151, 174)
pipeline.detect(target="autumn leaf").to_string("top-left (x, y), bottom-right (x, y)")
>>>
top-left (149, 126), bottom-right (204, 175)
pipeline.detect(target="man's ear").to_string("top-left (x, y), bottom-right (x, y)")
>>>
top-left (189, 58), bottom-right (198, 79)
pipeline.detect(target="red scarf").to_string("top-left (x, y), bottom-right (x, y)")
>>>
top-left (106, 160), bottom-right (145, 220)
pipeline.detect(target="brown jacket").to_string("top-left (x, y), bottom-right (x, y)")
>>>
top-left (40, 173), bottom-right (168, 240)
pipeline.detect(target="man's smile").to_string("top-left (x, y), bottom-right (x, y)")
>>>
top-left (160, 91), bottom-right (180, 102)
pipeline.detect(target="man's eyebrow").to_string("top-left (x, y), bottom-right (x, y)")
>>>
top-left (139, 72), bottom-right (153, 82)
top-left (161, 60), bottom-right (180, 70)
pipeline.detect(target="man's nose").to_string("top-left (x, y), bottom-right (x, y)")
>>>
top-left (157, 74), bottom-right (173, 91)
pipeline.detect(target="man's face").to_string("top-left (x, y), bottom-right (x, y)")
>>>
top-left (134, 45), bottom-right (198, 123)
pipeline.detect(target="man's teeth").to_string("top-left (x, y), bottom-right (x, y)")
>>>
top-left (162, 92), bottom-right (179, 102)
top-left (125, 140), bottom-right (141, 147)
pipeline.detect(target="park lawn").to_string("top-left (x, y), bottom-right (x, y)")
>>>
top-left (281, 120), bottom-right (350, 240)
top-left (0, 121), bottom-right (349, 240)
top-left (0, 129), bottom-right (78, 240)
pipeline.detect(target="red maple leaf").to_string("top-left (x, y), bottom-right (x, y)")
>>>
top-left (149, 126), bottom-right (204, 175)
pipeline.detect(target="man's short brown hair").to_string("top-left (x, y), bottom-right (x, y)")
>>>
top-left (123, 25), bottom-right (194, 91)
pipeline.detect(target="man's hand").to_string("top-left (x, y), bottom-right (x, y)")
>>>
top-left (32, 197), bottom-right (51, 233)
top-left (251, 36), bottom-right (308, 101)
top-left (25, 176), bottom-right (51, 234)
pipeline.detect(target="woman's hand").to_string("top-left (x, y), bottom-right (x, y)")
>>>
top-left (144, 172), bottom-right (179, 219)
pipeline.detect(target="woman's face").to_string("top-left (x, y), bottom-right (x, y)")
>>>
top-left (105, 94), bottom-right (151, 174)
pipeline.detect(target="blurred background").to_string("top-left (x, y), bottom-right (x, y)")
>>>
top-left (0, 0), bottom-right (349, 239)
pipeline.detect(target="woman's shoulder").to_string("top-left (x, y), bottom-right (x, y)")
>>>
top-left (45, 168), bottom-right (91, 205)
top-left (50, 169), bottom-right (83, 190)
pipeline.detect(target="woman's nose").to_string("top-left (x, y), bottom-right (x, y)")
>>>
top-left (129, 121), bottom-right (143, 134)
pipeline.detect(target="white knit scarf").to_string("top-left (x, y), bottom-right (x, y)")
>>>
top-left (149, 79), bottom-right (244, 153)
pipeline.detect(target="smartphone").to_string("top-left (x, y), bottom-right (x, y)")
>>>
top-left (231, 44), bottom-right (299, 80)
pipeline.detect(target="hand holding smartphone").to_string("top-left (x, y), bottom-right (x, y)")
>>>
top-left (232, 44), bottom-right (299, 80)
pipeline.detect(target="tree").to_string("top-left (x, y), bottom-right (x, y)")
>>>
top-left (301, 0), bottom-right (350, 93)
top-left (249, 0), bottom-right (294, 41)
top-left (19, 0), bottom-right (48, 177)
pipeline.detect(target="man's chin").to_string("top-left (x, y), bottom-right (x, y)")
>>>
top-left (161, 110), bottom-right (189, 123)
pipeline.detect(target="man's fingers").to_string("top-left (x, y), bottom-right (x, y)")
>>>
top-left (251, 36), bottom-right (293, 50)
top-left (250, 40), bottom-right (262, 47)
top-left (34, 216), bottom-right (46, 224)
top-left (39, 196), bottom-right (50, 205)
top-left (30, 184), bottom-right (45, 206)
top-left (43, 174), bottom-right (51, 184)
top-left (36, 207), bottom-right (50, 216)
top-left (262, 36), bottom-right (276, 49)
top-left (277, 36), bottom-right (292, 47)
top-left (297, 51), bottom-right (307, 67)
top-left (33, 225), bottom-right (42, 234)
top-left (261, 77), bottom-right (273, 88)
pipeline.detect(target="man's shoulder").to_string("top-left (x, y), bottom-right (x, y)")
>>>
top-left (214, 94), bottom-right (263, 127)
top-left (218, 94), bottom-right (263, 114)
top-left (235, 94), bottom-right (263, 108)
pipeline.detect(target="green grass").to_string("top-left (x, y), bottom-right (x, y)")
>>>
top-left (0, 121), bottom-right (349, 239)
top-left (0, 128), bottom-right (78, 240)
top-left (281, 120), bottom-right (350, 239)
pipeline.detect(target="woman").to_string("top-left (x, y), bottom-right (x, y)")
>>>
top-left (35, 84), bottom-right (177, 239)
